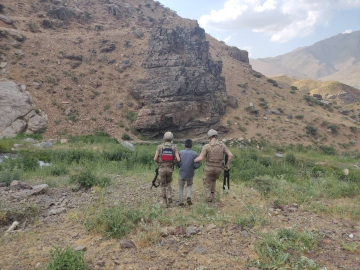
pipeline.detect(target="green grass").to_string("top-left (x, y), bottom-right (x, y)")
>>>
top-left (42, 246), bottom-right (89, 270)
top-left (85, 204), bottom-right (164, 239)
top-left (252, 228), bottom-right (319, 269)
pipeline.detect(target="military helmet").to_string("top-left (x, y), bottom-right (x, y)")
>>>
top-left (207, 129), bottom-right (218, 138)
top-left (163, 131), bottom-right (174, 141)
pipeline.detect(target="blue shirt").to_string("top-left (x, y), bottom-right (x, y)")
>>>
top-left (179, 148), bottom-right (198, 179)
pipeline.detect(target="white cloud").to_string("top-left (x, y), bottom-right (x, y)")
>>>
top-left (342, 29), bottom-right (353, 34)
top-left (224, 35), bottom-right (232, 43)
top-left (199, 0), bottom-right (360, 43)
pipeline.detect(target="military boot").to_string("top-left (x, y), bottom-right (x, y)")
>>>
top-left (162, 197), bottom-right (168, 208)
top-left (187, 197), bottom-right (193, 206)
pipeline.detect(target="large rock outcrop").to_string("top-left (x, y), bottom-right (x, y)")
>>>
top-left (131, 20), bottom-right (227, 137)
top-left (0, 79), bottom-right (48, 138)
top-left (227, 46), bottom-right (249, 64)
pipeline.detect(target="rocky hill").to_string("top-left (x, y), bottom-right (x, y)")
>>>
top-left (251, 31), bottom-right (360, 89)
top-left (0, 0), bottom-right (359, 151)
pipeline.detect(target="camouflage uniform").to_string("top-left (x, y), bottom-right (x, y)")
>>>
top-left (199, 139), bottom-right (231, 202)
top-left (156, 142), bottom-right (179, 202)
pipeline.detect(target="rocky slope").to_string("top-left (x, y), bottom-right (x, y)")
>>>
top-left (0, 0), bottom-right (359, 151)
top-left (251, 31), bottom-right (360, 89)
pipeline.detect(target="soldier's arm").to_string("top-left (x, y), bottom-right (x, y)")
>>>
top-left (175, 147), bottom-right (181, 163)
top-left (194, 146), bottom-right (207, 162)
top-left (224, 146), bottom-right (233, 169)
top-left (153, 147), bottom-right (160, 164)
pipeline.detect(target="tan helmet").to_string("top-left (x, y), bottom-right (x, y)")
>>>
top-left (163, 131), bottom-right (174, 141)
top-left (207, 129), bottom-right (218, 138)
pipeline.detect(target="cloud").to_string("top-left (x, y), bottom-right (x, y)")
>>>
top-left (199, 0), bottom-right (360, 43)
top-left (342, 29), bottom-right (353, 34)
top-left (224, 35), bottom-right (232, 43)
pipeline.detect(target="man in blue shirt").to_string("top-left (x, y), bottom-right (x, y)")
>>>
top-left (178, 139), bottom-right (199, 206)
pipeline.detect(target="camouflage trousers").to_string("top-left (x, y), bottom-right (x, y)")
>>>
top-left (159, 166), bottom-right (173, 200)
top-left (203, 166), bottom-right (223, 202)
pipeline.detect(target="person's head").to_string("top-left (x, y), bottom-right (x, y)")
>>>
top-left (207, 129), bottom-right (218, 141)
top-left (185, 139), bottom-right (192, 148)
top-left (163, 131), bottom-right (174, 142)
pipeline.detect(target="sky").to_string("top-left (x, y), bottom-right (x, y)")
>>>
top-left (158, 0), bottom-right (360, 59)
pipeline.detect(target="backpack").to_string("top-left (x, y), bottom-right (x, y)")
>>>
top-left (161, 145), bottom-right (174, 162)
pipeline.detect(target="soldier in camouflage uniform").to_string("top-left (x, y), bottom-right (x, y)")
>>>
top-left (194, 129), bottom-right (233, 204)
top-left (153, 132), bottom-right (181, 207)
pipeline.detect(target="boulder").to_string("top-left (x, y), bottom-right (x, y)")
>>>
top-left (48, 207), bottom-right (66, 215)
top-left (0, 79), bottom-right (36, 138)
top-left (120, 239), bottom-right (136, 248)
top-left (122, 141), bottom-right (135, 151)
top-left (10, 180), bottom-right (32, 191)
top-left (47, 6), bottom-right (74, 22)
top-left (312, 94), bottom-right (322, 100)
top-left (132, 22), bottom-right (227, 138)
top-left (25, 138), bottom-right (36, 143)
top-left (227, 95), bottom-right (239, 108)
top-left (74, 245), bottom-right (86, 252)
top-left (0, 28), bottom-right (24, 41)
top-left (33, 142), bottom-right (53, 149)
top-left (0, 62), bottom-right (7, 69)
top-left (0, 14), bottom-right (12, 24)
top-left (27, 115), bottom-right (47, 132)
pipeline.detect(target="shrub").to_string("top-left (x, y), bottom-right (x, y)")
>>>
top-left (295, 115), bottom-right (304, 119)
top-left (238, 126), bottom-right (247, 132)
top-left (285, 153), bottom-right (296, 165)
top-left (125, 111), bottom-right (138, 122)
top-left (44, 246), bottom-right (89, 270)
top-left (245, 106), bottom-right (259, 114)
top-left (350, 126), bottom-right (358, 133)
top-left (0, 169), bottom-right (23, 186)
top-left (305, 125), bottom-right (317, 135)
top-left (121, 133), bottom-right (132, 140)
top-left (267, 79), bottom-right (276, 84)
top-left (319, 145), bottom-right (337, 155)
top-left (70, 170), bottom-right (110, 188)
top-left (68, 132), bottom-right (119, 144)
top-left (253, 73), bottom-right (262, 78)
top-left (252, 175), bottom-right (274, 196)
top-left (0, 4), bottom-right (5, 12)
top-left (327, 124), bottom-right (339, 134)
top-left (50, 165), bottom-right (69, 176)
top-left (291, 86), bottom-right (298, 90)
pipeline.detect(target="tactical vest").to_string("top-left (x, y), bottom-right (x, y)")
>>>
top-left (159, 143), bottom-right (175, 166)
top-left (206, 141), bottom-right (224, 167)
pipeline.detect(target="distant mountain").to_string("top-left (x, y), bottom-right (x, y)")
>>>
top-left (251, 31), bottom-right (360, 89)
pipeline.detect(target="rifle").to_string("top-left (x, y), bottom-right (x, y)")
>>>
top-left (151, 168), bottom-right (160, 189)
top-left (223, 154), bottom-right (230, 190)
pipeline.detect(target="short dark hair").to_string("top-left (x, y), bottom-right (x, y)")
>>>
top-left (185, 139), bottom-right (192, 148)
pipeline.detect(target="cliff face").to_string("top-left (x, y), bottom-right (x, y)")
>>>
top-left (131, 20), bottom-right (227, 137)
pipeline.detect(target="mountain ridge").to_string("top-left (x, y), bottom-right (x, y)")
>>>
top-left (251, 30), bottom-right (360, 89)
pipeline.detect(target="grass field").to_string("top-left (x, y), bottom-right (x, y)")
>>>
top-left (1, 133), bottom-right (360, 269)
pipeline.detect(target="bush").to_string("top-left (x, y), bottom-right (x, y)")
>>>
top-left (0, 169), bottom-right (23, 186)
top-left (327, 124), bottom-right (339, 134)
top-left (319, 145), bottom-right (337, 155)
top-left (350, 126), bottom-right (358, 133)
top-left (125, 111), bottom-right (138, 122)
top-left (253, 73), bottom-right (262, 78)
top-left (291, 86), bottom-right (298, 90)
top-left (305, 125), bottom-right (317, 135)
top-left (50, 164), bottom-right (69, 176)
top-left (68, 132), bottom-right (119, 144)
top-left (267, 79), bottom-right (276, 84)
top-left (0, 4), bottom-right (5, 12)
top-left (121, 133), bottom-right (132, 140)
top-left (285, 153), bottom-right (296, 165)
top-left (44, 246), bottom-right (89, 270)
top-left (252, 175), bottom-right (275, 196)
top-left (295, 115), bottom-right (304, 119)
top-left (235, 215), bottom-right (255, 229)
top-left (70, 170), bottom-right (110, 188)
